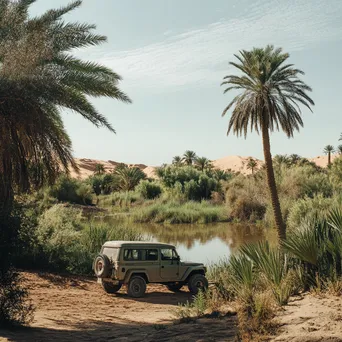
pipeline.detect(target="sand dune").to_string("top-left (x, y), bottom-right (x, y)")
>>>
top-left (68, 154), bottom-right (338, 180)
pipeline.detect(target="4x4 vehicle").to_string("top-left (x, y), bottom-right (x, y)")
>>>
top-left (93, 241), bottom-right (208, 298)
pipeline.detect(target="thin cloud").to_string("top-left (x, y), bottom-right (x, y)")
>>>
top-left (89, 0), bottom-right (342, 90)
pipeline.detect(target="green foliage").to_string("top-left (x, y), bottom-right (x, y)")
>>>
top-left (0, 270), bottom-right (34, 327)
top-left (287, 194), bottom-right (335, 230)
top-left (132, 200), bottom-right (227, 224)
top-left (47, 176), bottom-right (93, 205)
top-left (114, 165), bottom-right (146, 191)
top-left (135, 180), bottom-right (162, 199)
top-left (157, 165), bottom-right (221, 201)
top-left (98, 191), bottom-right (142, 209)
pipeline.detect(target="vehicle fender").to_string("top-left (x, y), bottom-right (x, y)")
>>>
top-left (180, 266), bottom-right (205, 282)
top-left (123, 269), bottom-right (150, 283)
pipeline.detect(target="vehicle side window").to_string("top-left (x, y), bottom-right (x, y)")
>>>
top-left (146, 249), bottom-right (158, 261)
top-left (123, 249), bottom-right (144, 261)
top-left (161, 249), bottom-right (178, 261)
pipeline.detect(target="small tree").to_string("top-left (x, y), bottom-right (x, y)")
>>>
top-left (246, 158), bottom-right (258, 175)
top-left (323, 145), bottom-right (335, 167)
top-left (94, 163), bottom-right (105, 175)
top-left (337, 145), bottom-right (342, 155)
top-left (195, 157), bottom-right (212, 172)
top-left (172, 156), bottom-right (182, 167)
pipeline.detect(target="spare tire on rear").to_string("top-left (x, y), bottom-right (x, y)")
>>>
top-left (93, 254), bottom-right (111, 278)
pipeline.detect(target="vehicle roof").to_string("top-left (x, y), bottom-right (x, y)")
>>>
top-left (102, 240), bottom-right (176, 248)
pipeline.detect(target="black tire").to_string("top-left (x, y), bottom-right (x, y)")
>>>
top-left (102, 281), bottom-right (122, 294)
top-left (188, 274), bottom-right (208, 295)
top-left (93, 254), bottom-right (111, 278)
top-left (166, 283), bottom-right (184, 292)
top-left (127, 276), bottom-right (147, 298)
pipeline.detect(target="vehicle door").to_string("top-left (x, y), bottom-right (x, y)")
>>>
top-left (160, 248), bottom-right (180, 280)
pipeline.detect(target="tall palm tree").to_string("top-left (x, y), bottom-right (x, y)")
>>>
top-left (246, 158), bottom-right (258, 175)
top-left (182, 150), bottom-right (197, 165)
top-left (221, 45), bottom-right (314, 240)
top-left (323, 145), bottom-right (335, 167)
top-left (339, 133), bottom-right (342, 141)
top-left (195, 157), bottom-right (212, 172)
top-left (337, 145), bottom-right (342, 155)
top-left (172, 156), bottom-right (182, 166)
top-left (0, 0), bottom-right (130, 325)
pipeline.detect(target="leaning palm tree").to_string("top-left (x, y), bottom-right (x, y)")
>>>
top-left (195, 157), bottom-right (212, 172)
top-left (337, 145), bottom-right (342, 155)
top-left (182, 150), bottom-right (197, 165)
top-left (172, 156), bottom-right (182, 167)
top-left (246, 158), bottom-right (258, 175)
top-left (323, 145), bottom-right (335, 167)
top-left (0, 0), bottom-right (130, 326)
top-left (221, 45), bottom-right (314, 240)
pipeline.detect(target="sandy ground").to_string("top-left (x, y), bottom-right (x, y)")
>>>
top-left (0, 272), bottom-right (237, 342)
top-left (273, 293), bottom-right (342, 342)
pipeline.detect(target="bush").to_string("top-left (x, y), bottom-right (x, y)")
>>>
top-left (0, 270), bottom-right (34, 327)
top-left (287, 194), bottom-right (335, 230)
top-left (157, 165), bottom-right (221, 201)
top-left (48, 176), bottom-right (93, 205)
top-left (136, 180), bottom-right (162, 199)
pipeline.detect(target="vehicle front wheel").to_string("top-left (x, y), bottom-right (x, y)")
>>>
top-left (102, 281), bottom-right (122, 294)
top-left (127, 276), bottom-right (147, 298)
top-left (188, 274), bottom-right (208, 295)
top-left (166, 283), bottom-right (184, 292)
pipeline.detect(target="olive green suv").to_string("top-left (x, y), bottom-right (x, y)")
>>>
top-left (93, 241), bottom-right (208, 298)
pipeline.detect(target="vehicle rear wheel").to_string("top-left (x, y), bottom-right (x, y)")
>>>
top-left (166, 283), bottom-right (183, 292)
top-left (102, 281), bottom-right (122, 294)
top-left (127, 276), bottom-right (147, 298)
top-left (188, 274), bottom-right (208, 295)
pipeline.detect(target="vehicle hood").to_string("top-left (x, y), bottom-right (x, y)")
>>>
top-left (181, 262), bottom-right (204, 267)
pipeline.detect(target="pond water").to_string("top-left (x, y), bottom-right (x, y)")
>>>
top-left (136, 222), bottom-right (274, 265)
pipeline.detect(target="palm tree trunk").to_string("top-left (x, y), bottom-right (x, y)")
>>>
top-left (261, 124), bottom-right (286, 240)
top-left (328, 152), bottom-right (331, 167)
top-left (0, 158), bottom-right (14, 274)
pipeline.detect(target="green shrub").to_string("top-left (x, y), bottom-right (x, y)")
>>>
top-left (157, 165), bottom-right (221, 201)
top-left (287, 194), bottom-right (335, 230)
top-left (48, 176), bottom-right (93, 205)
top-left (136, 180), bottom-right (162, 199)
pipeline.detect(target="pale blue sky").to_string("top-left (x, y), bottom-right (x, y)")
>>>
top-left (30, 0), bottom-right (342, 165)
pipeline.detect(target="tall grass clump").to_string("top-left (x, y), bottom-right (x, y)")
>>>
top-left (132, 200), bottom-right (227, 224)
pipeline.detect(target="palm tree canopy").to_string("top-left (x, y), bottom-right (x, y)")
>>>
top-left (0, 0), bottom-right (131, 191)
top-left (195, 157), bottom-right (211, 170)
top-left (182, 150), bottom-right (197, 165)
top-left (172, 156), bottom-right (182, 165)
top-left (323, 145), bottom-right (335, 154)
top-left (246, 158), bottom-right (258, 169)
top-left (221, 45), bottom-right (314, 138)
top-left (337, 145), bottom-right (342, 155)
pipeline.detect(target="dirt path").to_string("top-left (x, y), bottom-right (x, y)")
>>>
top-left (0, 272), bottom-right (237, 342)
top-left (273, 293), bottom-right (342, 342)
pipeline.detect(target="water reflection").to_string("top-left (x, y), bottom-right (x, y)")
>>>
top-left (93, 216), bottom-right (276, 265)
top-left (139, 223), bottom-right (269, 264)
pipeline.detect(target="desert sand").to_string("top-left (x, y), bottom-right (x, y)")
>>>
top-left (1, 273), bottom-right (342, 341)
top-left (69, 154), bottom-right (338, 181)
top-left (0, 272), bottom-right (237, 342)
